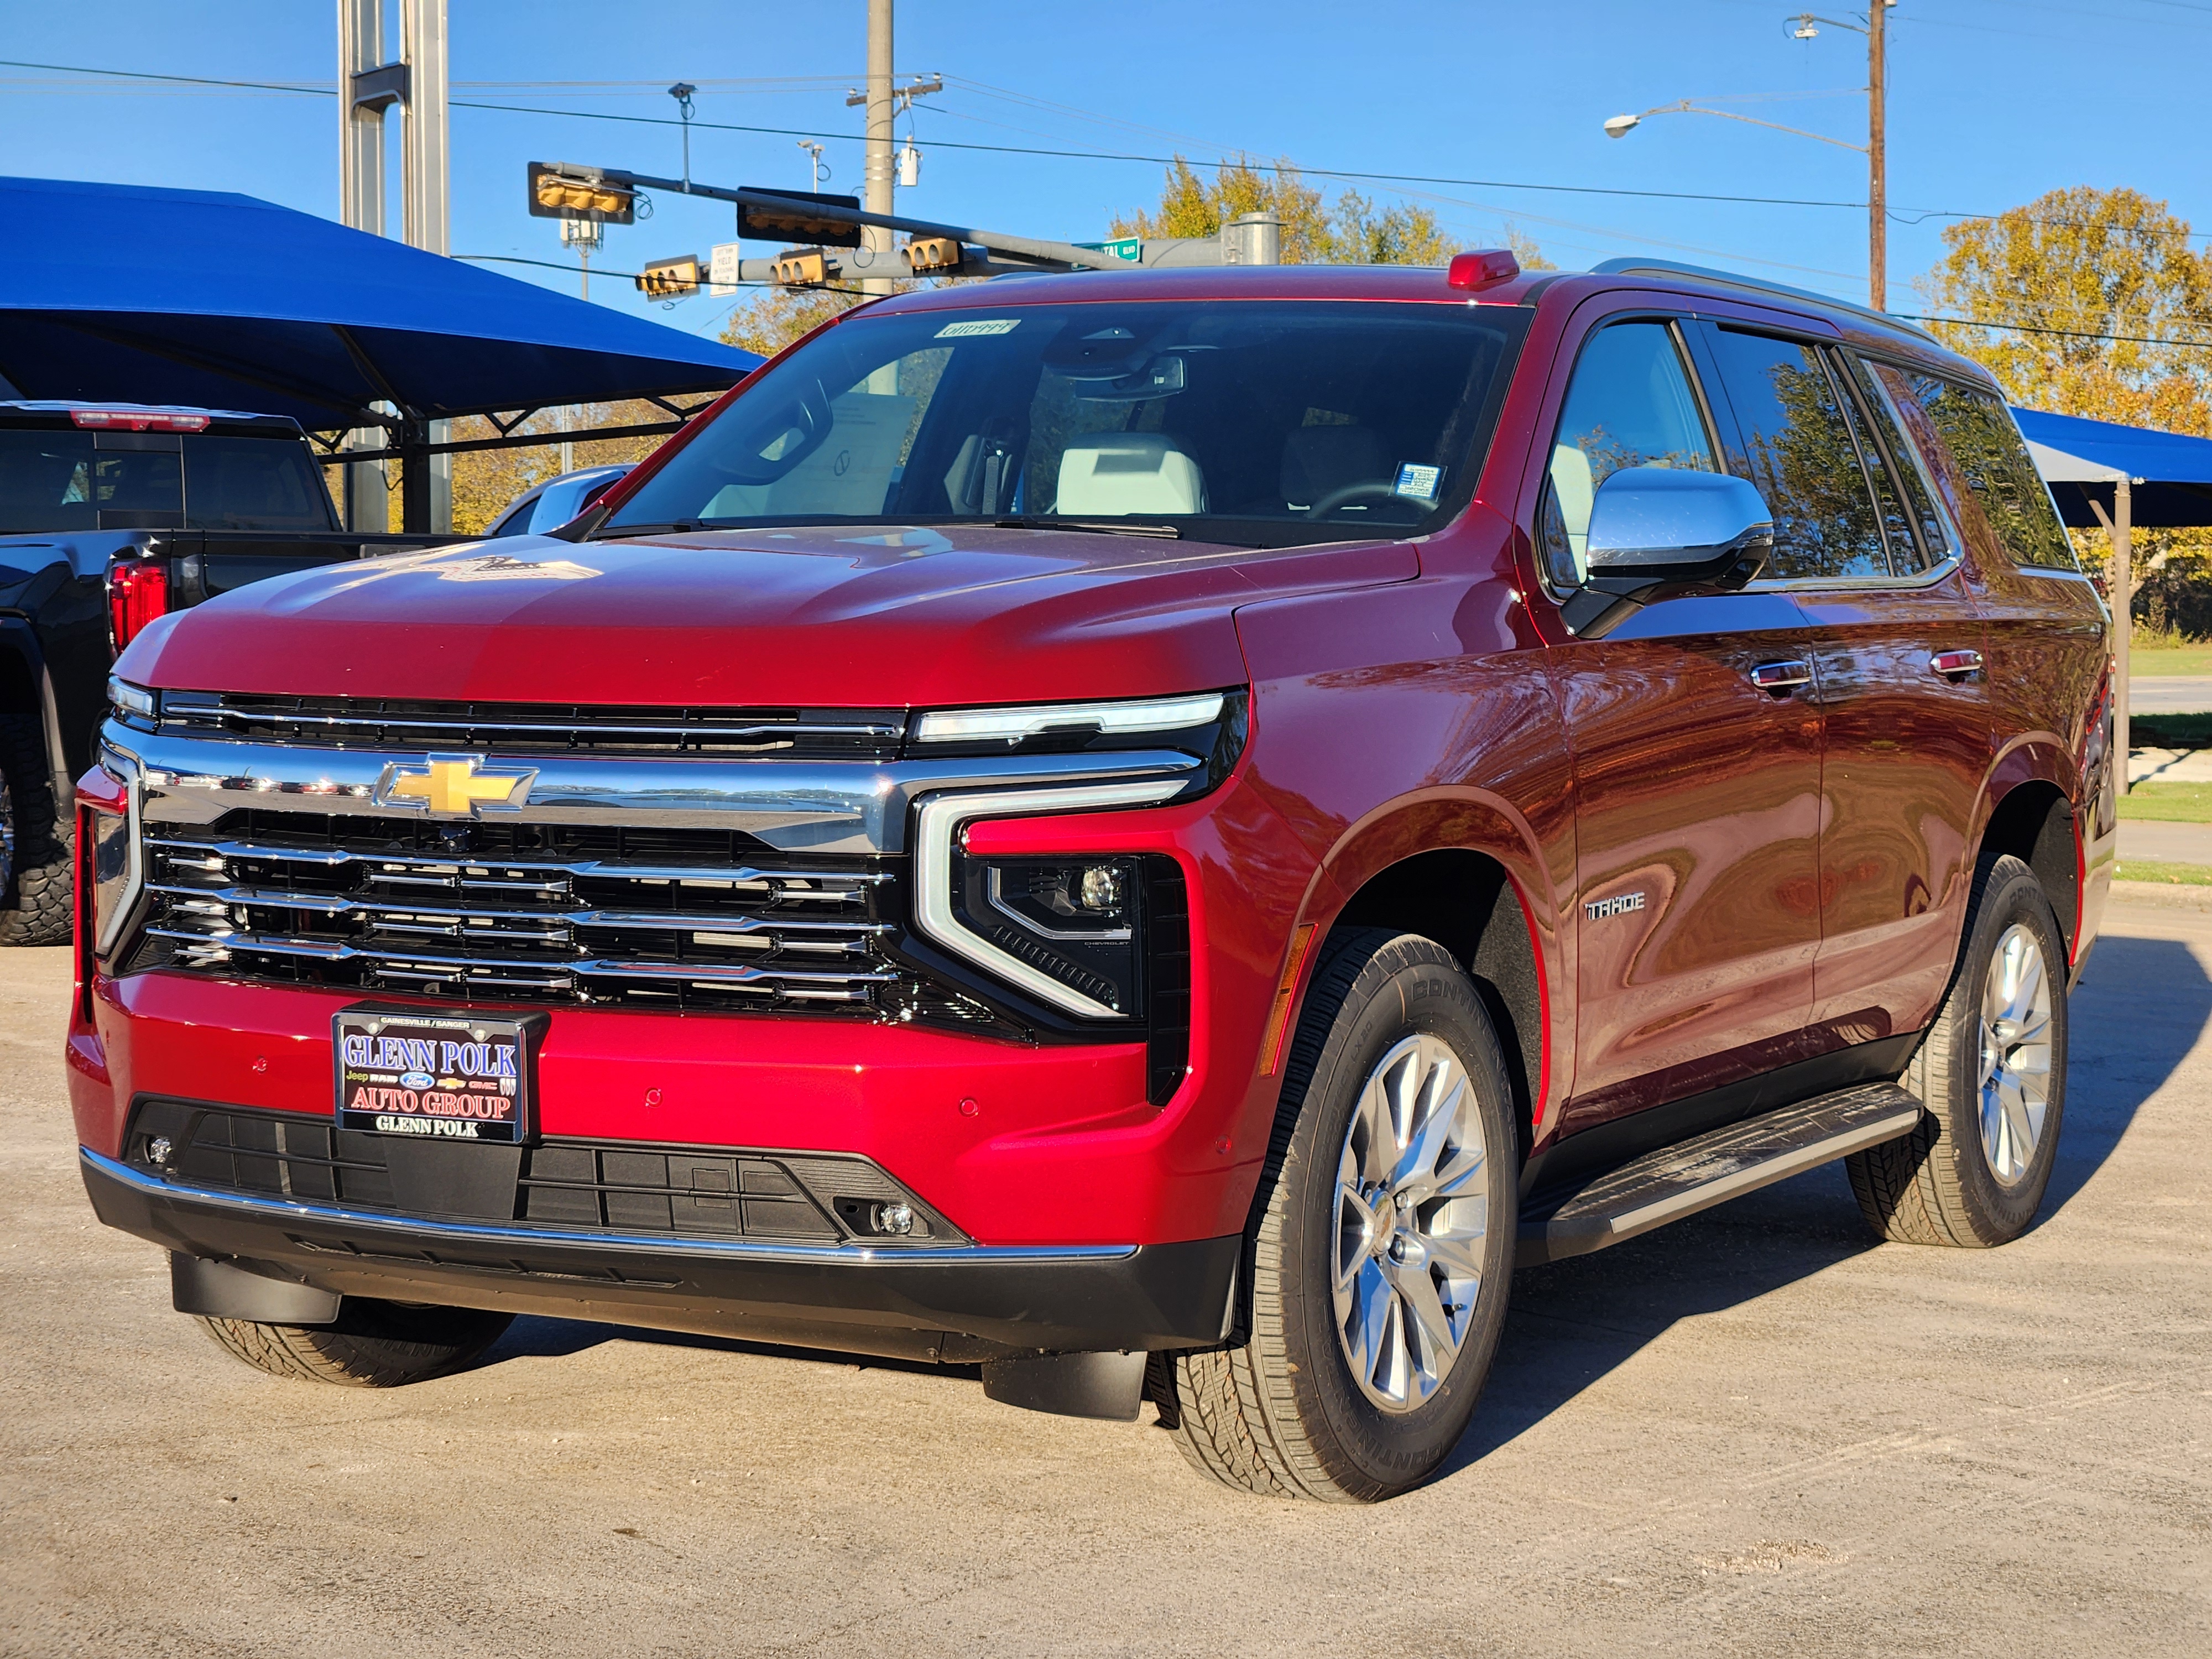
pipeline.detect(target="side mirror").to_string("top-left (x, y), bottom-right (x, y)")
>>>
top-left (1558, 467), bottom-right (1775, 638)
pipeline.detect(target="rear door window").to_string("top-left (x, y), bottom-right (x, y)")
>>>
top-left (1876, 368), bottom-right (2078, 571)
top-left (1703, 327), bottom-right (1889, 582)
top-left (1841, 354), bottom-right (1952, 573)
top-left (1538, 319), bottom-right (1719, 589)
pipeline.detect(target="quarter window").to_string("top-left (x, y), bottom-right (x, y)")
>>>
top-left (1879, 369), bottom-right (2078, 571)
top-left (1844, 354), bottom-right (1951, 572)
top-left (1538, 320), bottom-right (1718, 589)
top-left (1704, 327), bottom-right (1888, 582)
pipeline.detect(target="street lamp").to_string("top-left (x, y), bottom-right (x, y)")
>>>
top-left (1601, 2), bottom-right (1894, 310)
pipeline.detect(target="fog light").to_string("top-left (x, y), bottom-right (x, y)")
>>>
top-left (877, 1202), bottom-right (915, 1236)
top-left (148, 1136), bottom-right (173, 1167)
top-left (1078, 865), bottom-right (1124, 912)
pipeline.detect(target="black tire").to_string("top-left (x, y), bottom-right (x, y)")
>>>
top-left (0, 710), bottom-right (72, 947)
top-left (1846, 854), bottom-right (2067, 1247)
top-left (197, 1300), bottom-right (513, 1387)
top-left (1155, 930), bottom-right (1517, 1501)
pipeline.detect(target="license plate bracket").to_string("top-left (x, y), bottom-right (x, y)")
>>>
top-left (332, 1006), bottom-right (544, 1145)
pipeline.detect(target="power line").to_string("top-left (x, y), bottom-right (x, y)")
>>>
top-left (6, 55), bottom-right (2209, 244)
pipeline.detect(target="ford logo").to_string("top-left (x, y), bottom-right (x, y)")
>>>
top-left (400, 1070), bottom-right (435, 1089)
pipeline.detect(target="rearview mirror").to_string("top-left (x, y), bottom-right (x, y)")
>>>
top-left (1559, 467), bottom-right (1775, 638)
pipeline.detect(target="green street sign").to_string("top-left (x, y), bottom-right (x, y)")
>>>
top-left (1075, 238), bottom-right (1144, 263)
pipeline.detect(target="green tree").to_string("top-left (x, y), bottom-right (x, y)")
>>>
top-left (719, 282), bottom-right (885, 360)
top-left (1109, 154), bottom-right (1545, 269)
top-left (1919, 185), bottom-right (2212, 637)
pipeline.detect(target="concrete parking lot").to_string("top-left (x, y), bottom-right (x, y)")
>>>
top-left (3, 896), bottom-right (2207, 1659)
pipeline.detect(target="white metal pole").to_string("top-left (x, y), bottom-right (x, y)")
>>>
top-left (2116, 478), bottom-right (2133, 796)
top-left (337, 0), bottom-right (388, 533)
top-left (400, 0), bottom-right (451, 531)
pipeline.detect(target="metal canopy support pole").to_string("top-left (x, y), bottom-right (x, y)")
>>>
top-left (863, 0), bottom-right (895, 296)
top-left (337, 0), bottom-right (390, 533)
top-left (401, 0), bottom-right (451, 533)
top-left (2115, 477), bottom-right (2133, 796)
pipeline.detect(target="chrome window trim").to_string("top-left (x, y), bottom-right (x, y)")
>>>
top-left (82, 1148), bottom-right (1134, 1266)
top-left (913, 778), bottom-right (1188, 1020)
top-left (102, 723), bottom-right (1201, 855)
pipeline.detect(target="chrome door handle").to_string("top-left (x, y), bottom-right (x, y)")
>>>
top-left (1931, 648), bottom-right (1984, 679)
top-left (1749, 660), bottom-right (1813, 691)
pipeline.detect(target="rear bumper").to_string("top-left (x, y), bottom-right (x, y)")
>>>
top-left (80, 1148), bottom-right (1240, 1356)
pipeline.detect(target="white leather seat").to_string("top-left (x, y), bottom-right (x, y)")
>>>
top-left (1055, 434), bottom-right (1207, 516)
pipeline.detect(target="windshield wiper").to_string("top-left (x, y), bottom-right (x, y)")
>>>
top-left (993, 516), bottom-right (1182, 539)
top-left (593, 520), bottom-right (701, 539)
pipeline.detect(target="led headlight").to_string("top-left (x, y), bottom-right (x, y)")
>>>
top-left (914, 692), bottom-right (1227, 747)
top-left (107, 677), bottom-right (158, 731)
top-left (85, 757), bottom-right (144, 956)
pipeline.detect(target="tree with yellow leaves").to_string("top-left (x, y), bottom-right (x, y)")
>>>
top-left (1919, 185), bottom-right (2212, 637)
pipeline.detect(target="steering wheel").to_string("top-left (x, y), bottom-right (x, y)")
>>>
top-left (1305, 479), bottom-right (1408, 520)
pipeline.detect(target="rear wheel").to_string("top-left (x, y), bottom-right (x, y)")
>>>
top-left (197, 1300), bottom-right (513, 1387)
top-left (1846, 854), bottom-right (2067, 1246)
top-left (1156, 930), bottom-right (1516, 1501)
top-left (0, 711), bottom-right (72, 947)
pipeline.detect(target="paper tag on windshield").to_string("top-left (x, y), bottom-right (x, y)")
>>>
top-left (936, 318), bottom-right (1020, 338)
top-left (1395, 463), bottom-right (1443, 502)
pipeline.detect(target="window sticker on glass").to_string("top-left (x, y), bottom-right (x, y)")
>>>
top-left (1395, 462), bottom-right (1443, 502)
top-left (935, 318), bottom-right (1021, 338)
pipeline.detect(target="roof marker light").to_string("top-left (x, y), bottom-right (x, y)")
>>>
top-left (1446, 249), bottom-right (1521, 293)
top-left (71, 410), bottom-right (212, 433)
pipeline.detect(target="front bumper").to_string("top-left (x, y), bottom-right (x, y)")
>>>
top-left (81, 1147), bottom-right (1240, 1357)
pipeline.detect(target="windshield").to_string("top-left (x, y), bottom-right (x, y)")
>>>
top-left (603, 299), bottom-right (1528, 546)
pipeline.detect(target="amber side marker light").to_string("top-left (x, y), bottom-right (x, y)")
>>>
top-left (1446, 249), bottom-right (1520, 292)
top-left (1259, 923), bottom-right (1321, 1077)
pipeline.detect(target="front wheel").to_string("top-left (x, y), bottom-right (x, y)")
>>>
top-left (198, 1300), bottom-right (513, 1387)
top-left (1157, 930), bottom-right (1516, 1501)
top-left (1846, 853), bottom-right (2067, 1247)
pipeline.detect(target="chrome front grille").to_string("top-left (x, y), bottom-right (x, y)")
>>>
top-left (137, 812), bottom-right (900, 1008)
top-left (156, 691), bottom-right (905, 761)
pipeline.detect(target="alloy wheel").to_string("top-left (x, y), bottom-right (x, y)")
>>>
top-left (1332, 1033), bottom-right (1490, 1413)
top-left (1978, 922), bottom-right (2054, 1186)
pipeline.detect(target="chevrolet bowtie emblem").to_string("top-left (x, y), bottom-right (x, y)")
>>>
top-left (375, 754), bottom-right (537, 818)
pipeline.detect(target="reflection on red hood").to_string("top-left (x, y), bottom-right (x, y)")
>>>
top-left (122, 525), bottom-right (1417, 708)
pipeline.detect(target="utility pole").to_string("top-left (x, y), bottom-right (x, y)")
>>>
top-left (1867, 0), bottom-right (1887, 311)
top-left (399, 0), bottom-right (451, 533)
top-left (862, 0), bottom-right (895, 295)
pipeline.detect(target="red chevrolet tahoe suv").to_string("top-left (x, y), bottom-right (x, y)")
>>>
top-left (70, 255), bottom-right (2114, 1501)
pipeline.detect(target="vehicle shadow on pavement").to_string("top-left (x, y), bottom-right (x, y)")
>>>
top-left (2042, 931), bottom-right (2209, 1214)
top-left (482, 1314), bottom-right (980, 1382)
top-left (1436, 930), bottom-right (2209, 1485)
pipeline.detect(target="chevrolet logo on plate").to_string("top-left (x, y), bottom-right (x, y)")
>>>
top-left (375, 754), bottom-right (537, 818)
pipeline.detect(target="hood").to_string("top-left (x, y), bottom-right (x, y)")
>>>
top-left (121, 525), bottom-right (1416, 708)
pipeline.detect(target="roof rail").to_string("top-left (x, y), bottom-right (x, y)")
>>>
top-left (1589, 258), bottom-right (1942, 347)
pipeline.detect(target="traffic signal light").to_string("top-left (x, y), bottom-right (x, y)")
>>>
top-left (636, 256), bottom-right (702, 300)
top-left (904, 236), bottom-right (964, 275)
top-left (770, 249), bottom-right (831, 287)
top-left (527, 162), bottom-right (636, 225)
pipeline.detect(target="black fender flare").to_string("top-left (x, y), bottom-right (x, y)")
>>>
top-left (0, 614), bottom-right (75, 809)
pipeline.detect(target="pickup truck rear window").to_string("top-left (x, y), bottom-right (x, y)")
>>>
top-left (603, 300), bottom-right (1529, 548)
top-left (0, 429), bottom-right (335, 533)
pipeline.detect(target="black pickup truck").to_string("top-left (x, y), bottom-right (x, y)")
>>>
top-left (0, 401), bottom-right (460, 943)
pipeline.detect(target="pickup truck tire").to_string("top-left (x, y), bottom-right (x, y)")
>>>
top-left (0, 712), bottom-right (72, 947)
top-left (1846, 853), bottom-right (2067, 1248)
top-left (1156, 929), bottom-right (1515, 1501)
top-left (196, 1301), bottom-right (513, 1387)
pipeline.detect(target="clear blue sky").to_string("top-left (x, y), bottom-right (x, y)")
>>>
top-left (2, 0), bottom-right (2205, 343)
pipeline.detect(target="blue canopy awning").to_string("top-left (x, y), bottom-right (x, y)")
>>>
top-left (0, 175), bottom-right (759, 432)
top-left (2013, 405), bottom-right (2212, 530)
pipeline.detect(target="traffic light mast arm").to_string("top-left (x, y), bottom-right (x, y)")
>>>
top-left (540, 163), bottom-right (1126, 273)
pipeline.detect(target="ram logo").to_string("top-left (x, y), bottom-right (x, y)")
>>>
top-left (1585, 891), bottom-right (1647, 921)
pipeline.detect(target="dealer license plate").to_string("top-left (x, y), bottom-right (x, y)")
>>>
top-left (332, 1008), bottom-right (537, 1145)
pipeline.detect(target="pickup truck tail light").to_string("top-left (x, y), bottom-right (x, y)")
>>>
top-left (107, 560), bottom-right (169, 651)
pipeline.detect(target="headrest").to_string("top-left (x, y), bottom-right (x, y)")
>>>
top-left (1056, 433), bottom-right (1207, 516)
top-left (1280, 425), bottom-right (1394, 505)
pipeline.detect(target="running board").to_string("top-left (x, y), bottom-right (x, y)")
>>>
top-left (1517, 1082), bottom-right (1924, 1267)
